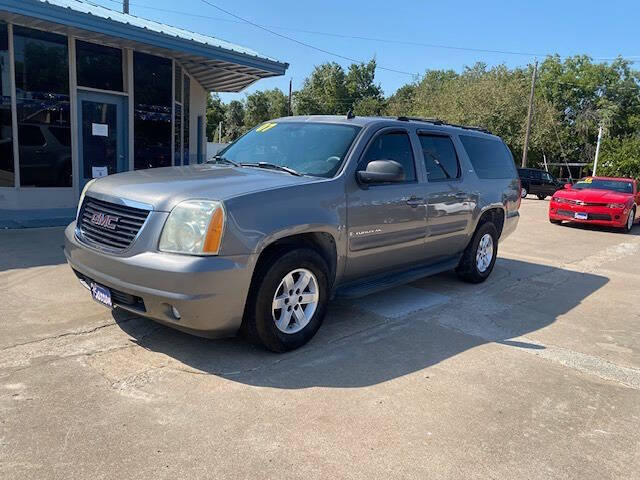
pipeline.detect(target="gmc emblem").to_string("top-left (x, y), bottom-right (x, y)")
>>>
top-left (90, 212), bottom-right (119, 230)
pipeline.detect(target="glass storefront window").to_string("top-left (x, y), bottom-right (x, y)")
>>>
top-left (76, 40), bottom-right (123, 92)
top-left (183, 74), bottom-right (190, 165)
top-left (14, 26), bottom-right (71, 187)
top-left (174, 102), bottom-right (182, 166)
top-left (0, 23), bottom-right (13, 187)
top-left (133, 51), bottom-right (171, 170)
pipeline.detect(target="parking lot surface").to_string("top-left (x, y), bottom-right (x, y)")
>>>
top-left (1, 199), bottom-right (639, 479)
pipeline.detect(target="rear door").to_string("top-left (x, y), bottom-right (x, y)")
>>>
top-left (344, 128), bottom-right (427, 281)
top-left (541, 171), bottom-right (557, 196)
top-left (418, 131), bottom-right (473, 258)
top-left (529, 169), bottom-right (543, 195)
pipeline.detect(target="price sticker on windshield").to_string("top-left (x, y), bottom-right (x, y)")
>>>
top-left (256, 122), bottom-right (277, 133)
top-left (583, 177), bottom-right (593, 183)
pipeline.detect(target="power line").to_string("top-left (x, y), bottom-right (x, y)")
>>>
top-left (91, 0), bottom-right (639, 62)
top-left (196, 0), bottom-right (418, 77)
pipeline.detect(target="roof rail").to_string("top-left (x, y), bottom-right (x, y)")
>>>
top-left (396, 116), bottom-right (492, 134)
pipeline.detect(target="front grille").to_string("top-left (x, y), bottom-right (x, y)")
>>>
top-left (564, 199), bottom-right (606, 207)
top-left (73, 269), bottom-right (146, 312)
top-left (78, 196), bottom-right (150, 252)
top-left (556, 209), bottom-right (611, 221)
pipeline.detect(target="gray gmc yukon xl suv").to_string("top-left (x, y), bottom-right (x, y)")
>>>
top-left (65, 116), bottom-right (520, 352)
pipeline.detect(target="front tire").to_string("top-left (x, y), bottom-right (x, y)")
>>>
top-left (537, 194), bottom-right (547, 200)
top-left (549, 218), bottom-right (562, 225)
top-left (242, 248), bottom-right (329, 352)
top-left (623, 207), bottom-right (636, 233)
top-left (520, 187), bottom-right (528, 198)
top-left (456, 222), bottom-right (498, 283)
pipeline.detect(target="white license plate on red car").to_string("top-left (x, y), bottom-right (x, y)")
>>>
top-left (90, 282), bottom-right (113, 309)
top-left (574, 212), bottom-right (588, 220)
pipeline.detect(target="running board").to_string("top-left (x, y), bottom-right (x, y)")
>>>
top-left (334, 256), bottom-right (461, 299)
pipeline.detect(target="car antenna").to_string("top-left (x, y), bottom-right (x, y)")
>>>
top-left (346, 108), bottom-right (355, 119)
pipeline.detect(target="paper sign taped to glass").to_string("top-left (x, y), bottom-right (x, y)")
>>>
top-left (92, 166), bottom-right (108, 178)
top-left (92, 123), bottom-right (108, 137)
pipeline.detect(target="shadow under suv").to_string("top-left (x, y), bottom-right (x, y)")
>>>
top-left (65, 115), bottom-right (520, 352)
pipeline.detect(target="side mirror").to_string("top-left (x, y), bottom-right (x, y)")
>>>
top-left (357, 160), bottom-right (405, 184)
top-left (564, 183), bottom-right (572, 189)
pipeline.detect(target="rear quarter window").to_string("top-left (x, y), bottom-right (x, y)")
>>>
top-left (460, 135), bottom-right (516, 179)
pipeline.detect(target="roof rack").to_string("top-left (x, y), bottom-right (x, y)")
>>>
top-left (396, 116), bottom-right (492, 134)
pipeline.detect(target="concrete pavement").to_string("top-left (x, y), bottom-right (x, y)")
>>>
top-left (1, 199), bottom-right (639, 479)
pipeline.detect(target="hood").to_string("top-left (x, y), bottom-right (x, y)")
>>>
top-left (554, 187), bottom-right (632, 204)
top-left (87, 164), bottom-right (318, 211)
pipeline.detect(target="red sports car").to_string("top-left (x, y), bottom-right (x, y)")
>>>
top-left (549, 176), bottom-right (639, 232)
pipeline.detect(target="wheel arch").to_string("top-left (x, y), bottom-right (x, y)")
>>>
top-left (253, 231), bottom-right (339, 288)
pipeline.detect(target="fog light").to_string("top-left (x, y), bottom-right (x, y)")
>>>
top-left (171, 305), bottom-right (181, 320)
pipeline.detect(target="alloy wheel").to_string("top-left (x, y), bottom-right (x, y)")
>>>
top-left (272, 268), bottom-right (319, 334)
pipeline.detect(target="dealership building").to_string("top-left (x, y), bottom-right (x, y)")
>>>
top-left (0, 0), bottom-right (287, 227)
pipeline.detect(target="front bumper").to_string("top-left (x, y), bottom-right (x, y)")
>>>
top-left (64, 221), bottom-right (256, 338)
top-left (549, 202), bottom-right (630, 228)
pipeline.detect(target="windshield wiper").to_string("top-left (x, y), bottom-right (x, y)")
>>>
top-left (241, 162), bottom-right (303, 176)
top-left (208, 154), bottom-right (240, 167)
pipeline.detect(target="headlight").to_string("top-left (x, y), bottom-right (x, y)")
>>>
top-left (77, 179), bottom-right (97, 220)
top-left (159, 200), bottom-right (225, 255)
top-left (553, 196), bottom-right (570, 204)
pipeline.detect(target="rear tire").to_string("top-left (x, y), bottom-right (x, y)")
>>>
top-left (537, 194), bottom-right (547, 200)
top-left (520, 187), bottom-right (528, 198)
top-left (456, 222), bottom-right (498, 284)
top-left (241, 248), bottom-right (329, 352)
top-left (623, 207), bottom-right (636, 233)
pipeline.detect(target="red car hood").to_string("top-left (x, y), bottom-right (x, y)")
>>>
top-left (554, 188), bottom-right (632, 204)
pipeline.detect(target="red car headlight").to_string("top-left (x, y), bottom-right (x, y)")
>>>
top-left (553, 197), bottom-right (570, 204)
top-left (607, 203), bottom-right (625, 209)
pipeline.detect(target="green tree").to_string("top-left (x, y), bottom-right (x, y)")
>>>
top-left (294, 62), bottom-right (348, 114)
top-left (244, 88), bottom-right (289, 129)
top-left (224, 100), bottom-right (246, 141)
top-left (596, 136), bottom-right (640, 179)
top-left (206, 93), bottom-right (226, 141)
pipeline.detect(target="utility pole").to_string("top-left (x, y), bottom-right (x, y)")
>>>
top-left (123, 0), bottom-right (129, 13)
top-left (217, 122), bottom-right (222, 143)
top-left (287, 78), bottom-right (292, 116)
top-left (593, 124), bottom-right (603, 176)
top-left (521, 60), bottom-right (538, 168)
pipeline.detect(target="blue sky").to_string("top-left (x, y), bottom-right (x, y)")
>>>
top-left (92, 0), bottom-right (640, 102)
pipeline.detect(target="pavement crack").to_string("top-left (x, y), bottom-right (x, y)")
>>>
top-left (0, 316), bottom-right (137, 352)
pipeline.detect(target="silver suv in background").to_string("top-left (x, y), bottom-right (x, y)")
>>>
top-left (65, 116), bottom-right (520, 352)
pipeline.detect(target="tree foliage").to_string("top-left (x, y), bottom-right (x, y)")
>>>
top-left (206, 55), bottom-right (640, 178)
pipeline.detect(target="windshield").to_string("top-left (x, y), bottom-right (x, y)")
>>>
top-left (215, 122), bottom-right (361, 177)
top-left (573, 178), bottom-right (633, 194)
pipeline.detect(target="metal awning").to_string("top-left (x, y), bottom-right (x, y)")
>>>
top-left (0, 0), bottom-right (288, 92)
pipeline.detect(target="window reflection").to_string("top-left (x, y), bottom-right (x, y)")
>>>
top-left (14, 26), bottom-right (71, 187)
top-left (133, 52), bottom-right (171, 170)
top-left (76, 40), bottom-right (123, 92)
top-left (0, 23), bottom-right (13, 187)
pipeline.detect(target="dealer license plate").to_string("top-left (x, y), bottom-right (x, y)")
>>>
top-left (90, 282), bottom-right (113, 309)
top-left (574, 212), bottom-right (588, 220)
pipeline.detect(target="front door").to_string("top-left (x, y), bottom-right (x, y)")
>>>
top-left (77, 91), bottom-right (127, 188)
top-left (344, 129), bottom-right (427, 281)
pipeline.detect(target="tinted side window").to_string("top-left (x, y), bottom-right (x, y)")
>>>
top-left (18, 125), bottom-right (46, 147)
top-left (362, 131), bottom-right (416, 181)
top-left (419, 134), bottom-right (460, 181)
top-left (518, 169), bottom-right (530, 179)
top-left (459, 135), bottom-right (516, 179)
top-left (531, 170), bottom-right (542, 180)
top-left (541, 172), bottom-right (552, 181)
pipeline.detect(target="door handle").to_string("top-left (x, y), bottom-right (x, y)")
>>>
top-left (406, 197), bottom-right (424, 207)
